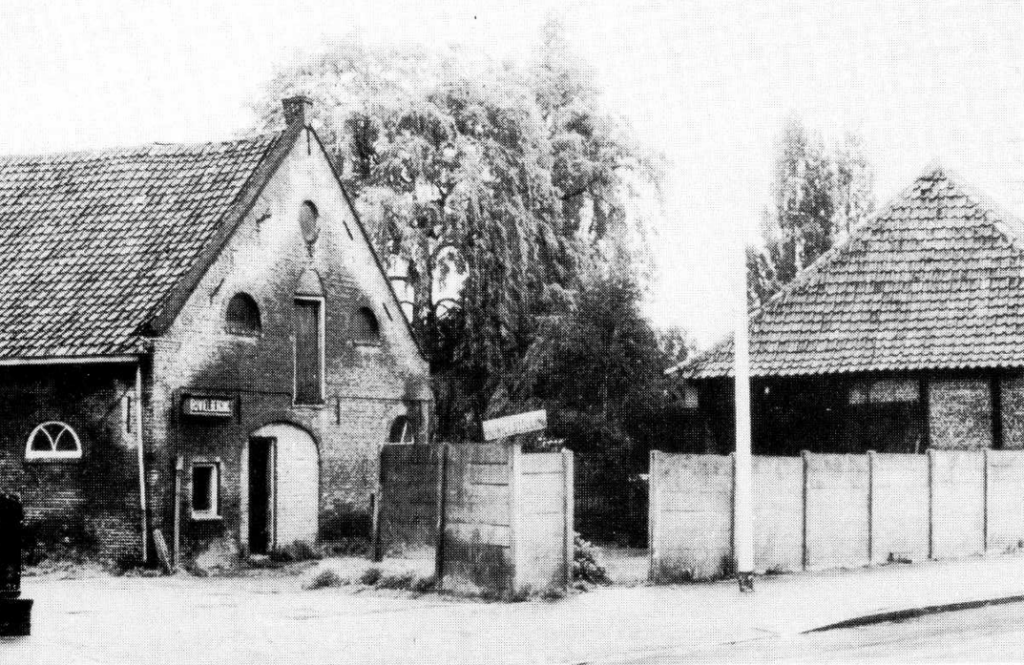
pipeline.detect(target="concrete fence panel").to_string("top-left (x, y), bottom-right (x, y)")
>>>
top-left (377, 442), bottom-right (572, 596)
top-left (930, 450), bottom-right (985, 559)
top-left (650, 453), bottom-right (733, 581)
top-left (443, 443), bottom-right (514, 593)
top-left (650, 450), bottom-right (1024, 583)
top-left (805, 454), bottom-right (870, 570)
top-left (985, 451), bottom-right (1024, 553)
top-left (752, 456), bottom-right (802, 573)
top-left (871, 453), bottom-right (929, 564)
top-left (515, 450), bottom-right (573, 590)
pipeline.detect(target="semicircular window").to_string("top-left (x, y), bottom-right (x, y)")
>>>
top-left (388, 416), bottom-right (414, 443)
top-left (26, 422), bottom-right (82, 460)
top-left (299, 201), bottom-right (320, 245)
top-left (353, 306), bottom-right (381, 345)
top-left (226, 293), bottom-right (261, 335)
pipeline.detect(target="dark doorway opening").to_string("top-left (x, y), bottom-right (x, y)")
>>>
top-left (248, 437), bottom-right (273, 554)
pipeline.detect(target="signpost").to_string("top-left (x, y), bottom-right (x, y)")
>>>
top-left (482, 410), bottom-right (547, 441)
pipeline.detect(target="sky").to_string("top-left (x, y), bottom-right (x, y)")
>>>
top-left (0, 0), bottom-right (1021, 347)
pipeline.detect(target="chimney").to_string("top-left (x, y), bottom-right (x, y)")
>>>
top-left (282, 95), bottom-right (313, 127)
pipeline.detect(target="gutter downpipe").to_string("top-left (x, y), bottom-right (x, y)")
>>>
top-left (135, 363), bottom-right (148, 564)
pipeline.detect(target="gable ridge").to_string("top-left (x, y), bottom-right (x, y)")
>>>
top-left (752, 160), bottom-right (1023, 322)
top-left (670, 161), bottom-right (1024, 378)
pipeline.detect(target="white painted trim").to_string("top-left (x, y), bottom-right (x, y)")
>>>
top-left (0, 355), bottom-right (139, 367)
top-left (25, 421), bottom-right (82, 460)
top-left (189, 461), bottom-right (221, 520)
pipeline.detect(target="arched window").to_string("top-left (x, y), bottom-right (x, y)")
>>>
top-left (388, 416), bottom-right (414, 443)
top-left (299, 201), bottom-right (320, 245)
top-left (353, 307), bottom-right (380, 345)
top-left (226, 293), bottom-right (261, 335)
top-left (26, 422), bottom-right (82, 460)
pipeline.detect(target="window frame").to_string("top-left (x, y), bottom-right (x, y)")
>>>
top-left (225, 292), bottom-right (262, 336)
top-left (190, 461), bottom-right (221, 521)
top-left (25, 421), bottom-right (83, 461)
top-left (293, 295), bottom-right (326, 406)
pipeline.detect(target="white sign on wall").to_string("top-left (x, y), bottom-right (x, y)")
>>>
top-left (482, 410), bottom-right (547, 441)
top-left (182, 395), bottom-right (234, 418)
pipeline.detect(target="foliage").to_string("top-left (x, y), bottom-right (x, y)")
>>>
top-left (253, 21), bottom-right (661, 440)
top-left (748, 115), bottom-right (875, 307)
top-left (573, 533), bottom-right (610, 584)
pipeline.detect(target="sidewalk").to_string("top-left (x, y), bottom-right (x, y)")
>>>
top-left (7, 552), bottom-right (1024, 665)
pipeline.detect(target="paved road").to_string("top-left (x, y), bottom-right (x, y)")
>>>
top-left (614, 603), bottom-right (1024, 664)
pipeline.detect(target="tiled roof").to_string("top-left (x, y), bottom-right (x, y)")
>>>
top-left (674, 165), bottom-right (1024, 379)
top-left (0, 132), bottom-right (282, 359)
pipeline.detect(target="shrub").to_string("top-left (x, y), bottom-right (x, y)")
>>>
top-left (304, 568), bottom-right (345, 590)
top-left (268, 540), bottom-right (321, 563)
top-left (359, 567), bottom-right (383, 586)
top-left (573, 533), bottom-right (609, 584)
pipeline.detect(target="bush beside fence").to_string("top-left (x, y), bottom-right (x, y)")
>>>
top-left (649, 449), bottom-right (1024, 581)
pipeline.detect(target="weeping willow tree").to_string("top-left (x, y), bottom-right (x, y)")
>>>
top-left (253, 21), bottom-right (661, 440)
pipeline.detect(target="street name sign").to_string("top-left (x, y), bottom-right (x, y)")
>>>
top-left (482, 409), bottom-right (547, 441)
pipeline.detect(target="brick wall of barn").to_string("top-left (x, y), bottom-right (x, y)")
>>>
top-left (675, 372), bottom-right (1024, 455)
top-left (147, 130), bottom-right (431, 566)
top-left (0, 365), bottom-right (141, 564)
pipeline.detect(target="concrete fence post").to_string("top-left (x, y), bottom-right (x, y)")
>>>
top-left (927, 448), bottom-right (936, 560)
top-left (729, 451), bottom-right (736, 567)
top-left (433, 444), bottom-right (450, 590)
top-left (867, 450), bottom-right (876, 564)
top-left (983, 448), bottom-right (989, 554)
top-left (801, 450), bottom-right (810, 571)
top-left (648, 450), bottom-right (659, 581)
top-left (509, 442), bottom-right (522, 596)
top-left (562, 448), bottom-right (574, 588)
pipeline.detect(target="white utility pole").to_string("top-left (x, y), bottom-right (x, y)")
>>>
top-left (734, 239), bottom-right (754, 592)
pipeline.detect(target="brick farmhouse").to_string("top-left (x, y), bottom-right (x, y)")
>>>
top-left (0, 97), bottom-right (431, 567)
top-left (670, 166), bottom-right (1024, 456)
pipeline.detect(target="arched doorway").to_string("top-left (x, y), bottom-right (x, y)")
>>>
top-left (246, 423), bottom-right (319, 554)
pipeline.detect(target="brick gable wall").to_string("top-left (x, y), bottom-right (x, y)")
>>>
top-left (148, 130), bottom-right (430, 565)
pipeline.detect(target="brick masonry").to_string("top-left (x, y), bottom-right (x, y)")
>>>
top-left (0, 129), bottom-right (430, 567)
top-left (0, 365), bottom-right (141, 563)
top-left (928, 378), bottom-right (992, 450)
top-left (147, 129), bottom-right (430, 565)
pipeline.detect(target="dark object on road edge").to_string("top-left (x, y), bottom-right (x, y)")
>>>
top-left (0, 493), bottom-right (33, 636)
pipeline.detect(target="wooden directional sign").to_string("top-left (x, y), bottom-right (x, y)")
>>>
top-left (482, 410), bottom-right (547, 441)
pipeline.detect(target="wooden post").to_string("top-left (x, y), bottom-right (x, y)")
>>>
top-left (372, 449), bottom-right (386, 562)
top-left (433, 444), bottom-right (449, 590)
top-left (135, 364), bottom-right (148, 564)
top-left (173, 456), bottom-right (183, 567)
top-left (562, 448), bottom-right (574, 588)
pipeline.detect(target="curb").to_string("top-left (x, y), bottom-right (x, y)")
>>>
top-left (804, 594), bottom-right (1024, 633)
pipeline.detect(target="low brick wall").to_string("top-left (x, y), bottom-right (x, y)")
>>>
top-left (376, 442), bottom-right (572, 595)
top-left (649, 450), bottom-right (1024, 581)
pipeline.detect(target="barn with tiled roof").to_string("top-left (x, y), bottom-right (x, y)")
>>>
top-left (668, 166), bottom-right (1024, 456)
top-left (0, 97), bottom-right (431, 568)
